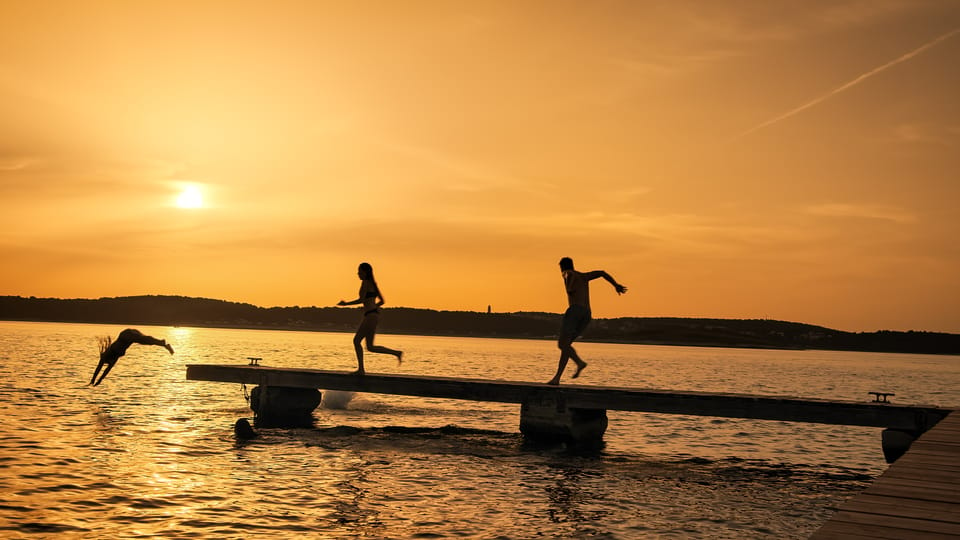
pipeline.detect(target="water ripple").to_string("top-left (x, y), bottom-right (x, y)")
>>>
top-left (1, 322), bottom-right (957, 538)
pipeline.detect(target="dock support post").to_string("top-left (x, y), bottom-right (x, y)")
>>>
top-left (519, 392), bottom-right (607, 445)
top-left (881, 428), bottom-right (918, 463)
top-left (250, 386), bottom-right (322, 427)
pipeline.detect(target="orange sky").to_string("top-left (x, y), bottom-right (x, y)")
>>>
top-left (2, 1), bottom-right (959, 333)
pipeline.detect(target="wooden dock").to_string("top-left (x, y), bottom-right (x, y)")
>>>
top-left (812, 410), bottom-right (960, 539)
top-left (185, 364), bottom-right (950, 434)
top-left (188, 364), bottom-right (959, 533)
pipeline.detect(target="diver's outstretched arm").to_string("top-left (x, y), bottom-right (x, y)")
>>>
top-left (93, 362), bottom-right (115, 386)
top-left (89, 361), bottom-right (105, 385)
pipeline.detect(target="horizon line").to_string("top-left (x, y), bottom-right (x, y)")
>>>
top-left (1, 293), bottom-right (956, 335)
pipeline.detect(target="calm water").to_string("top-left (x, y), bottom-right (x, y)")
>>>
top-left (1, 321), bottom-right (958, 539)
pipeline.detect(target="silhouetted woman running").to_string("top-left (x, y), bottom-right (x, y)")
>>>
top-left (337, 262), bottom-right (403, 375)
top-left (89, 328), bottom-right (174, 386)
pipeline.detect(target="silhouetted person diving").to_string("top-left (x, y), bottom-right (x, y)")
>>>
top-left (547, 257), bottom-right (627, 385)
top-left (89, 328), bottom-right (174, 386)
top-left (337, 262), bottom-right (403, 375)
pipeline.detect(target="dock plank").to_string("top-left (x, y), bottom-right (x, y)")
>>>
top-left (873, 464), bottom-right (960, 481)
top-left (826, 510), bottom-right (960, 536)
top-left (893, 453), bottom-right (960, 468)
top-left (860, 485), bottom-right (960, 504)
top-left (812, 411), bottom-right (959, 539)
top-left (904, 447), bottom-right (960, 458)
top-left (913, 436), bottom-right (960, 446)
top-left (870, 485), bottom-right (960, 498)
top-left (910, 441), bottom-right (960, 452)
top-left (882, 467), bottom-right (960, 482)
top-left (880, 460), bottom-right (960, 473)
top-left (843, 493), bottom-right (960, 517)
top-left (870, 477), bottom-right (960, 496)
top-left (840, 497), bottom-right (960, 523)
top-left (812, 521), bottom-right (959, 540)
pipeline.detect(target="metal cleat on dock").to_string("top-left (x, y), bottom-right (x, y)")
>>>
top-left (247, 357), bottom-right (262, 366)
top-left (869, 391), bottom-right (894, 403)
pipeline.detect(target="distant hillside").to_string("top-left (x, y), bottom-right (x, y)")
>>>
top-left (1, 295), bottom-right (958, 355)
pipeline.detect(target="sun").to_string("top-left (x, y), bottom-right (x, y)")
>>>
top-left (176, 185), bottom-right (204, 209)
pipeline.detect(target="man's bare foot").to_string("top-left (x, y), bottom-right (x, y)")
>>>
top-left (572, 361), bottom-right (587, 379)
top-left (164, 342), bottom-right (174, 355)
top-left (546, 378), bottom-right (560, 385)
top-left (349, 369), bottom-right (365, 376)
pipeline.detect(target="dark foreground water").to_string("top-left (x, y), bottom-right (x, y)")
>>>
top-left (1, 321), bottom-right (958, 538)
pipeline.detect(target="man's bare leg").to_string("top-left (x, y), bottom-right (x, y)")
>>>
top-left (547, 350), bottom-right (569, 385)
top-left (549, 334), bottom-right (588, 384)
top-left (568, 346), bottom-right (587, 378)
top-left (548, 335), bottom-right (577, 385)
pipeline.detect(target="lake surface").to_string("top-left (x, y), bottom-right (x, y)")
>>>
top-left (1, 320), bottom-right (958, 538)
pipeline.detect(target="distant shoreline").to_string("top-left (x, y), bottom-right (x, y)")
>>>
top-left (1, 316), bottom-right (814, 352)
top-left (1, 295), bottom-right (958, 356)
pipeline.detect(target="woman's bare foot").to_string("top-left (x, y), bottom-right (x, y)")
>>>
top-left (572, 361), bottom-right (587, 379)
top-left (349, 369), bottom-right (365, 376)
top-left (396, 351), bottom-right (403, 365)
top-left (546, 378), bottom-right (560, 385)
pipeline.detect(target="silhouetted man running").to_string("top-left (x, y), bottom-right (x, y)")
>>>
top-left (547, 257), bottom-right (627, 385)
top-left (89, 328), bottom-right (174, 386)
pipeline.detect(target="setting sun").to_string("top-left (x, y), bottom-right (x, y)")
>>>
top-left (175, 185), bottom-right (203, 209)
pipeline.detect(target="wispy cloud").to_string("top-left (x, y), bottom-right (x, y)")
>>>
top-left (368, 136), bottom-right (556, 197)
top-left (608, 49), bottom-right (744, 78)
top-left (815, 0), bottom-right (919, 28)
top-left (735, 27), bottom-right (960, 139)
top-left (0, 157), bottom-right (36, 171)
top-left (805, 203), bottom-right (916, 223)
top-left (886, 123), bottom-right (960, 146)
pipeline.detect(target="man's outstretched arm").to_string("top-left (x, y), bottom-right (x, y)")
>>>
top-left (584, 270), bottom-right (627, 294)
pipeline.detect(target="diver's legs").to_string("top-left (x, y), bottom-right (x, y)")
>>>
top-left (125, 330), bottom-right (173, 354)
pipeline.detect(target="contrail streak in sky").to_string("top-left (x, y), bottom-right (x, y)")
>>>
top-left (736, 28), bottom-right (960, 139)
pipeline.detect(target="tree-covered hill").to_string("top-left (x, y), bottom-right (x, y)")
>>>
top-left (1, 295), bottom-right (957, 355)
